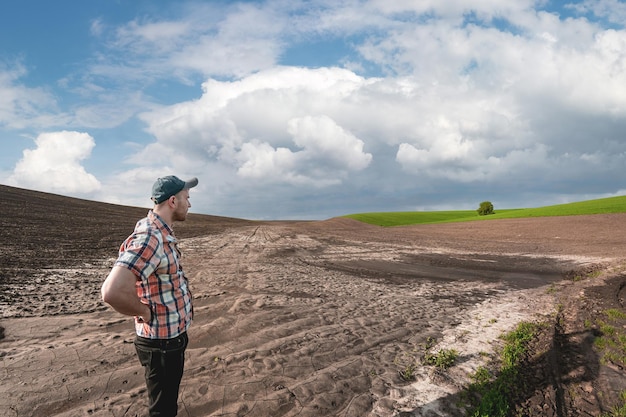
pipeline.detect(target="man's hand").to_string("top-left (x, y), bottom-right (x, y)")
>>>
top-left (101, 266), bottom-right (152, 319)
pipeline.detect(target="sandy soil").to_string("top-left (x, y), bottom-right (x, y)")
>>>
top-left (1, 185), bottom-right (625, 416)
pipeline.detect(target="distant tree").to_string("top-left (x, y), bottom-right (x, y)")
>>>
top-left (477, 201), bottom-right (495, 216)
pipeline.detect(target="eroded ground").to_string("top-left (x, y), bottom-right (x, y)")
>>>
top-left (1, 185), bottom-right (625, 416)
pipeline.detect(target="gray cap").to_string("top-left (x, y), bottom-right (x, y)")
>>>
top-left (151, 175), bottom-right (198, 204)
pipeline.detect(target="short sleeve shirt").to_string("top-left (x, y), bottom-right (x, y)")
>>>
top-left (114, 210), bottom-right (193, 339)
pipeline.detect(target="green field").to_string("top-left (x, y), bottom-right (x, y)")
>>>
top-left (344, 195), bottom-right (626, 227)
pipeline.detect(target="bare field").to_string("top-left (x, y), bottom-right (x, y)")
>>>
top-left (1, 185), bottom-right (625, 416)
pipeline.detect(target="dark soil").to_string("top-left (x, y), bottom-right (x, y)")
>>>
top-left (0, 184), bottom-right (256, 271)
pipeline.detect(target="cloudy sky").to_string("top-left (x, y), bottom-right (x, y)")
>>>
top-left (1, 0), bottom-right (625, 220)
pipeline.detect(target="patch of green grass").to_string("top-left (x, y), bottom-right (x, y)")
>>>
top-left (460, 310), bottom-right (626, 415)
top-left (344, 210), bottom-right (490, 226)
top-left (545, 284), bottom-right (557, 294)
top-left (595, 335), bottom-right (616, 351)
top-left (343, 195), bottom-right (626, 227)
top-left (600, 323), bottom-right (617, 337)
top-left (463, 321), bottom-right (540, 417)
top-left (397, 337), bottom-right (458, 382)
top-left (606, 309), bottom-right (626, 321)
top-left (602, 403), bottom-right (626, 417)
top-left (471, 366), bottom-right (492, 385)
top-left (594, 310), bottom-right (626, 368)
top-left (424, 348), bottom-right (459, 369)
top-left (601, 351), bottom-right (626, 367)
top-left (602, 391), bottom-right (626, 417)
top-left (573, 269), bottom-right (603, 282)
top-left (496, 196), bottom-right (626, 218)
top-left (500, 321), bottom-right (537, 368)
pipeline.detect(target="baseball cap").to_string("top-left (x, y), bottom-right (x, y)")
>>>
top-left (151, 175), bottom-right (199, 204)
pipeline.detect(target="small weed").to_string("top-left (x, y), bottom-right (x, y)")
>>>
top-left (572, 269), bottom-right (602, 282)
top-left (602, 403), bottom-right (626, 417)
top-left (489, 318), bottom-right (498, 324)
top-left (601, 390), bottom-right (626, 416)
top-left (424, 348), bottom-right (458, 369)
top-left (399, 363), bottom-right (416, 381)
top-left (470, 366), bottom-right (492, 385)
top-left (595, 310), bottom-right (626, 368)
top-left (606, 309), bottom-right (626, 321)
top-left (588, 270), bottom-right (602, 279)
top-left (595, 337), bottom-right (613, 350)
top-left (601, 351), bottom-right (624, 366)
top-left (600, 323), bottom-right (617, 337)
top-left (423, 336), bottom-right (436, 350)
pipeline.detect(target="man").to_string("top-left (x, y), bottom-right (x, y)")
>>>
top-left (101, 175), bottom-right (198, 417)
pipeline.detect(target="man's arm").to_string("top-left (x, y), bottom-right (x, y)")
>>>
top-left (101, 266), bottom-right (152, 320)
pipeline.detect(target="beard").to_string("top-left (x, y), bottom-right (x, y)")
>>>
top-left (173, 207), bottom-right (188, 222)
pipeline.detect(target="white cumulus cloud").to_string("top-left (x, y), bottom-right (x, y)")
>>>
top-left (137, 66), bottom-right (373, 187)
top-left (8, 131), bottom-right (101, 194)
top-left (234, 115), bottom-right (372, 186)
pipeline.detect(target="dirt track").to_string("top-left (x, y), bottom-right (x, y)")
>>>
top-left (1, 185), bottom-right (625, 416)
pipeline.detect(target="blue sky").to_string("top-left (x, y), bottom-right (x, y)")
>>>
top-left (2, 0), bottom-right (626, 220)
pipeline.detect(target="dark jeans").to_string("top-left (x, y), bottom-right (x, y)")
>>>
top-left (134, 332), bottom-right (188, 417)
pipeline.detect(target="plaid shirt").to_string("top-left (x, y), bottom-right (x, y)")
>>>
top-left (114, 210), bottom-right (193, 339)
